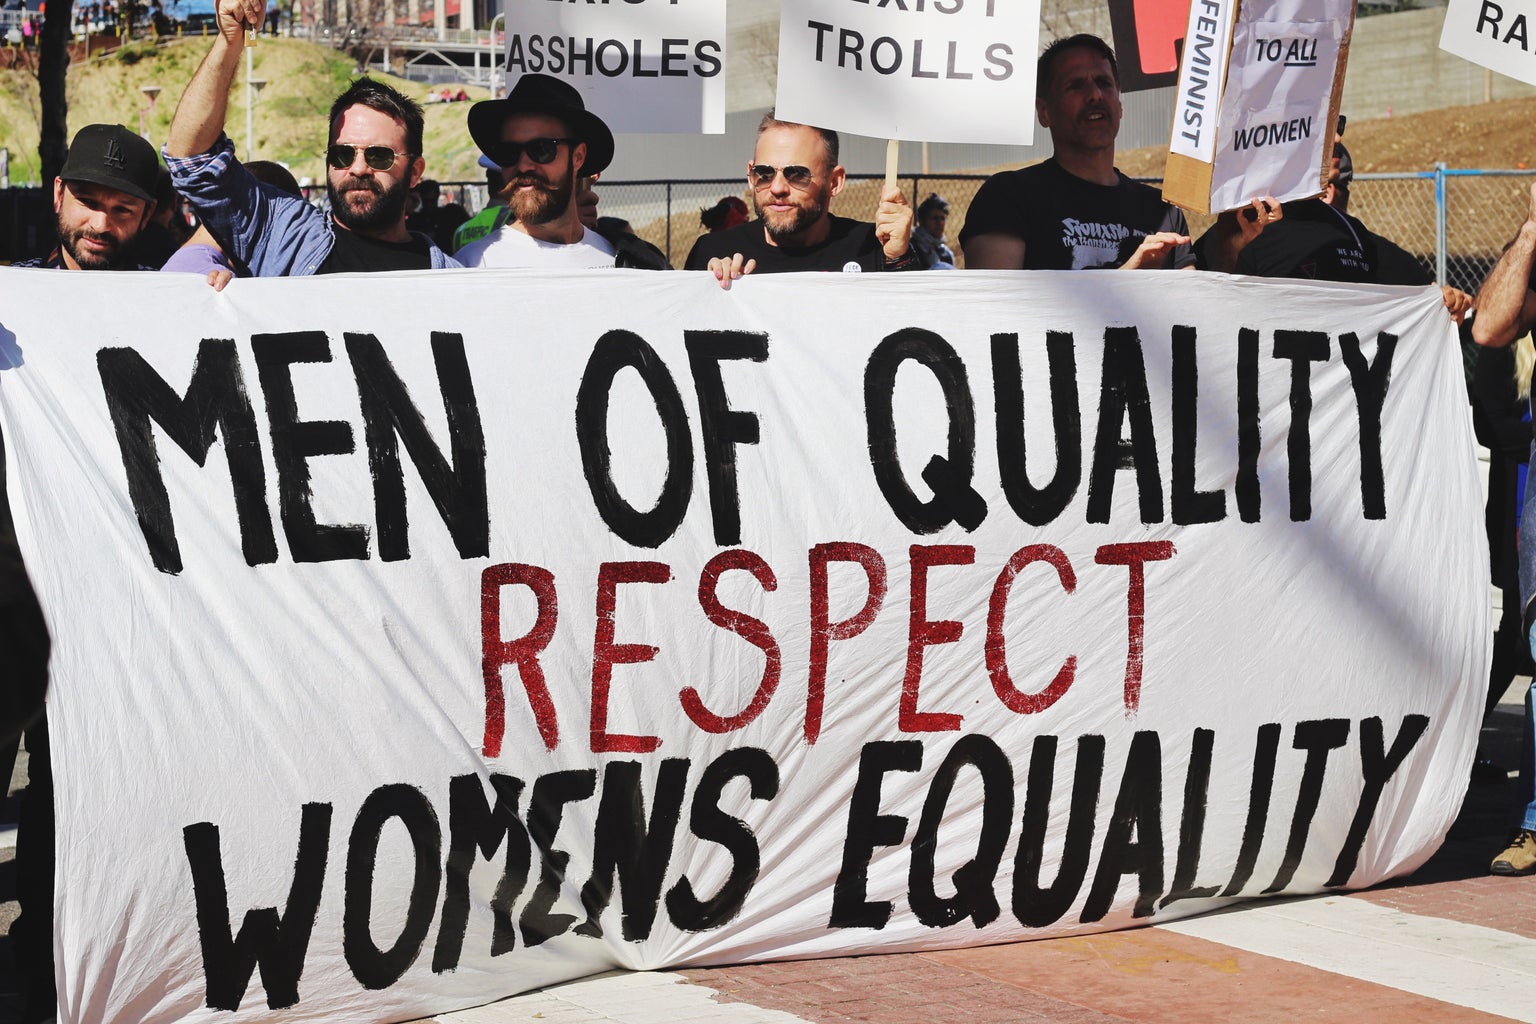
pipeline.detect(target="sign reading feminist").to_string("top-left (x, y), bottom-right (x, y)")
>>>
top-left (0, 267), bottom-right (1487, 1024)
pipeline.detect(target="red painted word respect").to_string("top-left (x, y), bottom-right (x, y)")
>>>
top-left (479, 540), bottom-right (1175, 757)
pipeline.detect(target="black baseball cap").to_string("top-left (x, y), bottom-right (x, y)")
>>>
top-left (468, 74), bottom-right (614, 176)
top-left (58, 124), bottom-right (159, 203)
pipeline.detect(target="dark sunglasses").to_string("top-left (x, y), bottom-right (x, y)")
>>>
top-left (494, 137), bottom-right (573, 166)
top-left (326, 144), bottom-right (409, 171)
top-left (750, 164), bottom-right (815, 188)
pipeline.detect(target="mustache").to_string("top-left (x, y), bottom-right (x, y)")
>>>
top-left (335, 175), bottom-right (383, 194)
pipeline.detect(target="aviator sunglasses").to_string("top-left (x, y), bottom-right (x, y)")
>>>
top-left (494, 137), bottom-right (574, 166)
top-left (750, 163), bottom-right (816, 188)
top-left (326, 144), bottom-right (410, 171)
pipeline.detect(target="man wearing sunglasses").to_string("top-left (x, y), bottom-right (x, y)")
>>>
top-left (165, 0), bottom-right (459, 275)
top-left (458, 73), bottom-right (667, 270)
top-left (683, 111), bottom-right (918, 286)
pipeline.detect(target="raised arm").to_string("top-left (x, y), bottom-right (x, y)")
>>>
top-left (166, 0), bottom-right (265, 158)
top-left (1474, 183), bottom-right (1536, 348)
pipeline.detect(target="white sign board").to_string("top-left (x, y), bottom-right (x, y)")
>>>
top-left (0, 267), bottom-right (1486, 1024)
top-left (1440, 0), bottom-right (1536, 88)
top-left (774, 0), bottom-right (1039, 144)
top-left (1166, 0), bottom-right (1354, 213)
top-left (502, 0), bottom-right (725, 133)
top-left (1171, 0), bottom-right (1239, 162)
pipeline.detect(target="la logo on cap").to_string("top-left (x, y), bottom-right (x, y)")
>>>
top-left (103, 138), bottom-right (125, 169)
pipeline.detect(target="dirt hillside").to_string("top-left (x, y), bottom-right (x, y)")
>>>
top-left (1115, 94), bottom-right (1536, 177)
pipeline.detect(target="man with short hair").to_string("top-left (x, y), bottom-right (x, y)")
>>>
top-left (459, 73), bottom-right (666, 270)
top-left (961, 33), bottom-right (1275, 272)
top-left (3, 122), bottom-right (145, 1024)
top-left (684, 112), bottom-right (918, 286)
top-left (16, 122), bottom-right (160, 271)
top-left (165, 0), bottom-right (458, 275)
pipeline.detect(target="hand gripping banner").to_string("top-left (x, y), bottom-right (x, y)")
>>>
top-left (0, 267), bottom-right (1488, 1023)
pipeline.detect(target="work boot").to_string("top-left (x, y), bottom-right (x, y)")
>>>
top-left (1491, 829), bottom-right (1536, 876)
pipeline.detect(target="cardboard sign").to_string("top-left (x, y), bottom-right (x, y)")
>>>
top-left (0, 267), bottom-right (1486, 1024)
top-left (1440, 0), bottom-right (1536, 88)
top-left (774, 0), bottom-right (1039, 144)
top-left (502, 0), bottom-right (726, 133)
top-left (1165, 0), bottom-right (1356, 213)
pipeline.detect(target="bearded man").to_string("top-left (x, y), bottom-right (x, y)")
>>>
top-left (456, 74), bottom-right (666, 270)
top-left (165, 0), bottom-right (459, 275)
top-left (684, 112), bottom-right (917, 287)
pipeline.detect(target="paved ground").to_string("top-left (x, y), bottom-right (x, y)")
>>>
top-left (3, 689), bottom-right (1533, 1024)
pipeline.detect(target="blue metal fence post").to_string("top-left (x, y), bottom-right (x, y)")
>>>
top-left (666, 181), bottom-right (673, 267)
top-left (1435, 162), bottom-right (1448, 286)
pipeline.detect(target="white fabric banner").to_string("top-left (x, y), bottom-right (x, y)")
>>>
top-left (501, 0), bottom-right (725, 134)
top-left (774, 0), bottom-right (1038, 144)
top-left (1439, 0), bottom-right (1536, 88)
top-left (1209, 0), bottom-right (1351, 210)
top-left (0, 267), bottom-right (1488, 1024)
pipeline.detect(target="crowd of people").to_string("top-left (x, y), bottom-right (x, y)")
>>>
top-left (5, 7), bottom-right (1536, 1020)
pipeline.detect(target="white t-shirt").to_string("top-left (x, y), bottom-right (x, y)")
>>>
top-left (457, 225), bottom-right (617, 269)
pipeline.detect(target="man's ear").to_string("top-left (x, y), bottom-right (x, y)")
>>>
top-left (572, 141), bottom-right (588, 178)
top-left (407, 156), bottom-right (426, 190)
top-left (828, 164), bottom-right (847, 198)
top-left (138, 200), bottom-right (157, 231)
top-left (1036, 98), bottom-right (1051, 129)
top-left (52, 177), bottom-right (64, 213)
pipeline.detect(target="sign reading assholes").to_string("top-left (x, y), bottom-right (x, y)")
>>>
top-left (0, 268), bottom-right (1486, 1024)
top-left (774, 0), bottom-right (1039, 143)
top-left (502, 0), bottom-right (726, 132)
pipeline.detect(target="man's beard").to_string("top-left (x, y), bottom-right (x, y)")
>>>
top-left (329, 173), bottom-right (410, 234)
top-left (58, 220), bottom-right (129, 270)
top-left (500, 157), bottom-right (575, 227)
top-left (755, 187), bottom-right (829, 243)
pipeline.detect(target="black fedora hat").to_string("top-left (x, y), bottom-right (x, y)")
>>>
top-left (468, 73), bottom-right (614, 176)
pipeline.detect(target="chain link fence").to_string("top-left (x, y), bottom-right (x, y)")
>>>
top-left (439, 168), bottom-right (1536, 281)
top-left (5, 167), bottom-right (1534, 276)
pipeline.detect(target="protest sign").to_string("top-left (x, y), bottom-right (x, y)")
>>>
top-left (0, 267), bottom-right (1487, 1024)
top-left (1108, 0), bottom-right (1191, 92)
top-left (774, 0), bottom-right (1039, 145)
top-left (502, 0), bottom-right (725, 134)
top-left (1440, 0), bottom-right (1536, 89)
top-left (1165, 0), bottom-right (1356, 213)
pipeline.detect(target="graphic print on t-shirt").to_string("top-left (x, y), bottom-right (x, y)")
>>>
top-left (1061, 218), bottom-right (1138, 270)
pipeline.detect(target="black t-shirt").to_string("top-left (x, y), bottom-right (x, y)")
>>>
top-left (1232, 198), bottom-right (1431, 285)
top-left (959, 159), bottom-right (1194, 270)
top-left (318, 228), bottom-right (433, 274)
top-left (685, 215), bottom-right (909, 273)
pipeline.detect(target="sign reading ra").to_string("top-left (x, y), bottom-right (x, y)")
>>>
top-left (1440, 0), bottom-right (1536, 89)
top-left (0, 268), bottom-right (1487, 1024)
top-left (774, 0), bottom-right (1039, 144)
top-left (502, 0), bottom-right (726, 133)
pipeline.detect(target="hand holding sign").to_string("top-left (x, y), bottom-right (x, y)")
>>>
top-left (217, 0), bottom-right (262, 43)
top-left (875, 183), bottom-right (914, 262)
top-left (1205, 195), bottom-right (1284, 273)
